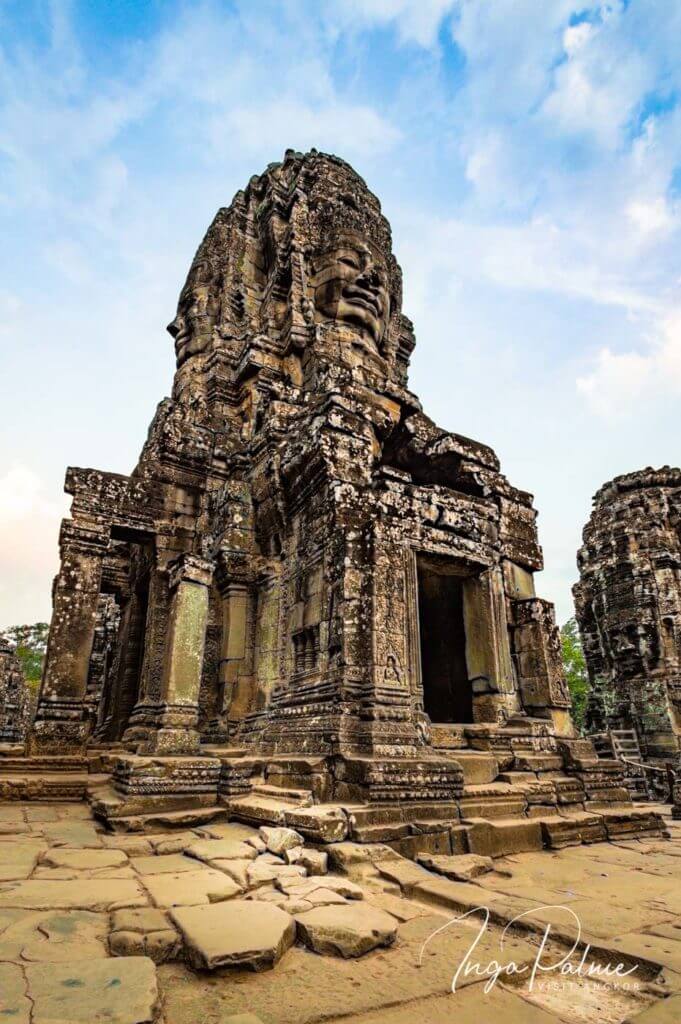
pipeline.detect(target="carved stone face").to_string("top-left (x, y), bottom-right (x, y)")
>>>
top-left (167, 268), bottom-right (219, 367)
top-left (310, 238), bottom-right (390, 349)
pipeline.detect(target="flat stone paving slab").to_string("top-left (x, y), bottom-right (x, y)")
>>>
top-left (142, 868), bottom-right (241, 907)
top-left (40, 821), bottom-right (104, 847)
top-left (0, 841), bottom-right (46, 879)
top-left (41, 848), bottom-right (129, 870)
top-left (0, 879), bottom-right (148, 911)
top-left (196, 821), bottom-right (260, 841)
top-left (185, 838), bottom-right (258, 862)
top-left (0, 908), bottom-right (109, 961)
top-left (110, 907), bottom-right (180, 963)
top-left (322, 986), bottom-right (562, 1023)
top-left (295, 903), bottom-right (398, 957)
top-left (131, 853), bottom-right (204, 875)
top-left (0, 962), bottom-right (31, 1024)
top-left (171, 899), bottom-right (295, 970)
top-left (26, 956), bottom-right (158, 1024)
top-left (159, 913), bottom-right (540, 1023)
top-left (416, 853), bottom-right (494, 881)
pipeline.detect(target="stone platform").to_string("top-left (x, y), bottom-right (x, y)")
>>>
top-left (0, 798), bottom-right (680, 1023)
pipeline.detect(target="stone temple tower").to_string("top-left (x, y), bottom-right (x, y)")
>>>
top-left (574, 467), bottom-right (681, 766)
top-left (26, 150), bottom-right (659, 843)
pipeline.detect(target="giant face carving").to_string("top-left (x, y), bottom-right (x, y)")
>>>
top-left (310, 236), bottom-right (390, 349)
top-left (167, 263), bottom-right (219, 367)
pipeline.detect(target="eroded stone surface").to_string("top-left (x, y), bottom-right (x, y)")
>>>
top-left (185, 838), bottom-right (257, 863)
top-left (416, 853), bottom-right (494, 881)
top-left (142, 869), bottom-right (241, 907)
top-left (246, 861), bottom-right (307, 889)
top-left (277, 876), bottom-right (363, 900)
top-left (295, 904), bottom-right (398, 958)
top-left (259, 827), bottom-right (304, 856)
top-left (0, 879), bottom-right (147, 911)
top-left (131, 853), bottom-right (204, 876)
top-left (170, 899), bottom-right (296, 970)
top-left (41, 848), bottom-right (128, 871)
top-left (197, 823), bottom-right (259, 842)
top-left (0, 909), bottom-right (109, 961)
top-left (26, 956), bottom-right (158, 1024)
top-left (298, 849), bottom-right (328, 876)
top-left (110, 908), bottom-right (180, 963)
top-left (0, 962), bottom-right (30, 1024)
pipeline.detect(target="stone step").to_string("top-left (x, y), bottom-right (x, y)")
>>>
top-left (465, 816), bottom-right (544, 857)
top-left (108, 806), bottom-right (227, 833)
top-left (445, 751), bottom-right (499, 785)
top-left (0, 755), bottom-right (87, 772)
top-left (458, 795), bottom-right (528, 820)
top-left (429, 724), bottom-right (468, 750)
top-left (0, 744), bottom-right (26, 757)
top-left (513, 753), bottom-right (564, 773)
top-left (225, 791), bottom-right (301, 827)
top-left (0, 771), bottom-right (89, 801)
top-left (346, 801), bottom-right (460, 829)
top-left (252, 783), bottom-right (312, 804)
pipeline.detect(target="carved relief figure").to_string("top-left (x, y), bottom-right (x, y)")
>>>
top-left (310, 234), bottom-right (390, 350)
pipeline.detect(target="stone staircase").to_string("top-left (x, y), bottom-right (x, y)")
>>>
top-left (0, 751), bottom-right (94, 801)
top-left (218, 734), bottom-right (668, 859)
top-left (0, 726), bottom-right (668, 857)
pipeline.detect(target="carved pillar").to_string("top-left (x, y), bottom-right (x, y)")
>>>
top-left (514, 597), bottom-right (573, 733)
top-left (139, 553), bottom-right (213, 755)
top-left (122, 556), bottom-right (172, 745)
top-left (100, 581), bottom-right (148, 741)
top-left (463, 567), bottom-right (518, 723)
top-left (29, 520), bottom-right (110, 753)
top-left (218, 582), bottom-right (254, 728)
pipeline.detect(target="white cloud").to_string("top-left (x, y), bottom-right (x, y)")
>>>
top-left (0, 466), bottom-right (67, 628)
top-left (563, 21), bottom-right (594, 55)
top-left (214, 100), bottom-right (401, 160)
top-left (329, 0), bottom-right (455, 47)
top-left (626, 196), bottom-right (676, 237)
top-left (397, 211), bottom-right (661, 313)
top-left (577, 309), bottom-right (681, 417)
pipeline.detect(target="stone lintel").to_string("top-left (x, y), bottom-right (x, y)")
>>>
top-left (168, 553), bottom-right (213, 591)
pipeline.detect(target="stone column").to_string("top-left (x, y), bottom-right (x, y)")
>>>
top-left (140, 553), bottom-right (213, 755)
top-left (29, 520), bottom-right (110, 754)
top-left (514, 597), bottom-right (574, 734)
top-left (217, 582), bottom-right (253, 729)
top-left (463, 567), bottom-right (518, 723)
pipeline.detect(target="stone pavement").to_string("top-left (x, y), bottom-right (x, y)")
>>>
top-left (0, 800), bottom-right (679, 1024)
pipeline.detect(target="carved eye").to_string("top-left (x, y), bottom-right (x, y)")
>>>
top-left (339, 255), bottom-right (360, 269)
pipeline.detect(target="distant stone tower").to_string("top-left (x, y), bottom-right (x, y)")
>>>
top-left (0, 640), bottom-right (30, 745)
top-left (574, 467), bottom-right (681, 763)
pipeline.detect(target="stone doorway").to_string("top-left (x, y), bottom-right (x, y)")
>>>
top-left (416, 561), bottom-right (473, 723)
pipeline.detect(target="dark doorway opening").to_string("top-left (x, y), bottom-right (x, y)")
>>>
top-left (417, 563), bottom-right (473, 723)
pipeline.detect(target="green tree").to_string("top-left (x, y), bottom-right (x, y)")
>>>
top-left (0, 622), bottom-right (48, 694)
top-left (561, 617), bottom-right (589, 731)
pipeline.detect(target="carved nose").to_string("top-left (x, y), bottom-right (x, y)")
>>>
top-left (167, 318), bottom-right (181, 338)
top-left (358, 263), bottom-right (380, 289)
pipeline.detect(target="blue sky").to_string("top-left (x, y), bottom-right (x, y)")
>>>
top-left (1, 0), bottom-right (681, 628)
